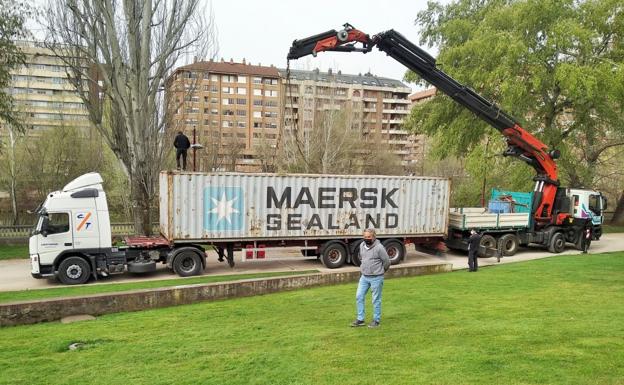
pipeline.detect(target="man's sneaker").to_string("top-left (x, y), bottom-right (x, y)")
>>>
top-left (351, 319), bottom-right (365, 327)
top-left (368, 320), bottom-right (380, 328)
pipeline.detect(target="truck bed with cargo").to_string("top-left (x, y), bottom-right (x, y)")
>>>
top-left (446, 189), bottom-right (606, 257)
top-left (29, 172), bottom-right (450, 284)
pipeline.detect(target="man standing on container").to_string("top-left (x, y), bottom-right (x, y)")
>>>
top-left (351, 228), bottom-right (390, 328)
top-left (468, 229), bottom-right (482, 272)
top-left (173, 131), bottom-right (191, 171)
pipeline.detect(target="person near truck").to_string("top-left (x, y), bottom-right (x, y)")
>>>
top-left (173, 131), bottom-right (191, 170)
top-left (468, 229), bottom-right (482, 272)
top-left (351, 228), bottom-right (390, 328)
top-left (582, 221), bottom-right (592, 254)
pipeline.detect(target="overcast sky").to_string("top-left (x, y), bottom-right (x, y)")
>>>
top-left (29, 0), bottom-right (444, 90)
top-left (211, 0), bottom-right (439, 87)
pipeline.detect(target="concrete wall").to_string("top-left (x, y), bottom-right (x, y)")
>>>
top-left (0, 263), bottom-right (451, 327)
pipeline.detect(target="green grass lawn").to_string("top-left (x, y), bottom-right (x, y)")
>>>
top-left (603, 224), bottom-right (624, 233)
top-left (1, 253), bottom-right (623, 385)
top-left (0, 244), bottom-right (28, 260)
top-left (0, 270), bottom-right (319, 304)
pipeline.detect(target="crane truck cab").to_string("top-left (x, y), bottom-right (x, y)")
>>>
top-left (568, 188), bottom-right (607, 239)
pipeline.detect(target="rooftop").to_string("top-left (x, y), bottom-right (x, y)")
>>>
top-left (177, 59), bottom-right (280, 77)
top-left (278, 68), bottom-right (409, 89)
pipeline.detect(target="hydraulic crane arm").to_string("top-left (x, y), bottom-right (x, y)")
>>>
top-left (288, 24), bottom-right (562, 226)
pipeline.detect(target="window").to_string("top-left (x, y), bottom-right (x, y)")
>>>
top-left (223, 98), bottom-right (235, 105)
top-left (223, 109), bottom-right (234, 116)
top-left (210, 85), bottom-right (218, 93)
top-left (211, 98), bottom-right (218, 103)
top-left (237, 87), bottom-right (246, 95)
top-left (253, 77), bottom-right (262, 84)
top-left (253, 100), bottom-right (263, 106)
top-left (253, 111), bottom-right (262, 118)
top-left (265, 100), bottom-right (278, 108)
top-left (236, 98), bottom-right (246, 105)
top-left (203, 85), bottom-right (209, 91)
top-left (204, 96), bottom-right (208, 102)
top-left (265, 90), bottom-right (278, 97)
top-left (222, 121), bottom-right (231, 128)
top-left (237, 75), bottom-right (247, 83)
top-left (211, 109), bottom-right (218, 115)
top-left (237, 121), bottom-right (246, 128)
top-left (222, 75), bottom-right (236, 82)
top-left (45, 213), bottom-right (70, 235)
top-left (210, 74), bottom-right (218, 81)
top-left (236, 110), bottom-right (246, 116)
top-left (222, 87), bottom-right (232, 94)
top-left (253, 89), bottom-right (262, 96)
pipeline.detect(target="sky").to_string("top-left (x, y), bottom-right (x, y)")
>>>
top-left (29, 0), bottom-right (444, 90)
top-left (210, 0), bottom-right (438, 88)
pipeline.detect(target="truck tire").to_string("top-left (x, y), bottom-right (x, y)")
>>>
top-left (498, 234), bottom-right (520, 256)
top-left (173, 250), bottom-right (203, 277)
top-left (320, 242), bottom-right (347, 269)
top-left (382, 239), bottom-right (406, 265)
top-left (478, 235), bottom-right (497, 257)
top-left (58, 256), bottom-right (91, 285)
top-left (548, 232), bottom-right (566, 253)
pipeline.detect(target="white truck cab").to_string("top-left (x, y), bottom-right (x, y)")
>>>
top-left (30, 173), bottom-right (206, 285)
top-left (30, 173), bottom-right (112, 281)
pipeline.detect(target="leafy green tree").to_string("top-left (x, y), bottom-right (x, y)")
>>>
top-left (406, 0), bottom-right (624, 194)
top-left (0, 0), bottom-right (32, 132)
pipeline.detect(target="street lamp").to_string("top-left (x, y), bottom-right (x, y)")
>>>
top-left (191, 126), bottom-right (203, 172)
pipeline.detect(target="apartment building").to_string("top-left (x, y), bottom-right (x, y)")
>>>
top-left (167, 59), bottom-right (281, 172)
top-left (4, 41), bottom-right (91, 132)
top-left (279, 68), bottom-right (416, 167)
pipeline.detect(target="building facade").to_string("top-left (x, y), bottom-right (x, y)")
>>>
top-left (167, 59), bottom-right (282, 172)
top-left (279, 68), bottom-right (415, 167)
top-left (5, 41), bottom-right (91, 132)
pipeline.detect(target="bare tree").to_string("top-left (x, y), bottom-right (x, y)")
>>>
top-left (44, 0), bottom-right (217, 234)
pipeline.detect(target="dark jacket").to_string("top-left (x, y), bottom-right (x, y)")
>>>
top-left (174, 133), bottom-right (191, 150)
top-left (468, 233), bottom-right (482, 254)
top-left (359, 239), bottom-right (391, 276)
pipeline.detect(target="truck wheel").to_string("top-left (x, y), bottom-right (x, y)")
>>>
top-left (351, 249), bottom-right (361, 266)
top-left (548, 232), bottom-right (566, 253)
top-left (382, 239), bottom-right (406, 265)
top-left (173, 250), bottom-right (202, 277)
top-left (478, 235), bottom-right (496, 257)
top-left (321, 242), bottom-right (347, 269)
top-left (58, 256), bottom-right (91, 285)
top-left (498, 234), bottom-right (519, 256)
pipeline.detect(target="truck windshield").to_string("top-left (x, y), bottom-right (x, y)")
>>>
top-left (588, 195), bottom-right (601, 215)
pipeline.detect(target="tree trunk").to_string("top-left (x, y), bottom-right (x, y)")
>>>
top-left (611, 190), bottom-right (624, 225)
top-left (131, 177), bottom-right (153, 236)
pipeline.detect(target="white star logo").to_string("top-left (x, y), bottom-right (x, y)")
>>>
top-left (209, 192), bottom-right (239, 224)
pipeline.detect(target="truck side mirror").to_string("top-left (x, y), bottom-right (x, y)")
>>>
top-left (41, 216), bottom-right (50, 237)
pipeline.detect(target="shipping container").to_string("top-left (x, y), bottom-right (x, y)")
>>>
top-left (159, 171), bottom-right (451, 242)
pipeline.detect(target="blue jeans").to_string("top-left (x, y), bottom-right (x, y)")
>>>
top-left (356, 275), bottom-right (384, 322)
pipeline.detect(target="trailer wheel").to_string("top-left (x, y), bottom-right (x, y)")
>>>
top-left (351, 248), bottom-right (361, 266)
top-left (58, 256), bottom-right (91, 285)
top-left (320, 242), bottom-right (347, 269)
top-left (498, 234), bottom-right (519, 256)
top-left (478, 235), bottom-right (497, 257)
top-left (382, 239), bottom-right (406, 265)
top-left (173, 250), bottom-right (203, 277)
top-left (548, 232), bottom-right (566, 253)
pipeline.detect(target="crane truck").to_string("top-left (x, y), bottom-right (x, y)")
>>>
top-left (287, 23), bottom-right (606, 256)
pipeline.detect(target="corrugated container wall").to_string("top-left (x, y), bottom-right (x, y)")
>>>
top-left (159, 172), bottom-right (450, 242)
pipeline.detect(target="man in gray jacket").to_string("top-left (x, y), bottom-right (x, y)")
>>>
top-left (351, 228), bottom-right (391, 328)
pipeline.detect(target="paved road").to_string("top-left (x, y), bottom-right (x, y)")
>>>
top-left (1, 233), bottom-right (623, 292)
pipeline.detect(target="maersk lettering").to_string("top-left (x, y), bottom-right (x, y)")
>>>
top-left (265, 186), bottom-right (401, 231)
top-left (266, 186), bottom-right (398, 209)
